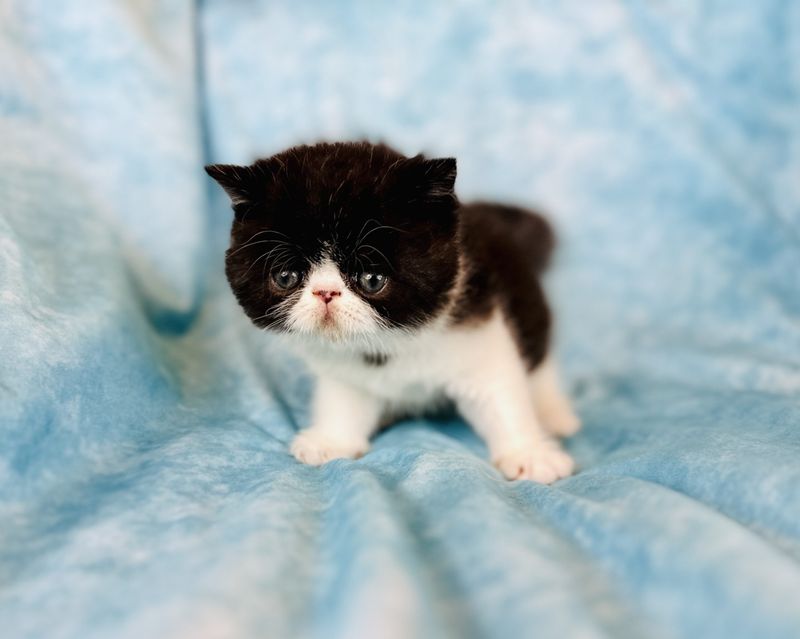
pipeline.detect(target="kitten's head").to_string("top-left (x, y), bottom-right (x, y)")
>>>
top-left (206, 142), bottom-right (460, 344)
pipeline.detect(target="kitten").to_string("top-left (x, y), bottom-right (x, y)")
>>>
top-left (206, 141), bottom-right (580, 483)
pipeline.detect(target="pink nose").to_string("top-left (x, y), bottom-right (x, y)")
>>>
top-left (313, 289), bottom-right (341, 304)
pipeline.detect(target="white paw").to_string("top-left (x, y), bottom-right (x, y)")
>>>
top-left (537, 400), bottom-right (582, 437)
top-left (493, 441), bottom-right (575, 484)
top-left (290, 429), bottom-right (369, 466)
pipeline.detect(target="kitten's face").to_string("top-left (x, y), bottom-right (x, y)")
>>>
top-left (206, 142), bottom-right (460, 343)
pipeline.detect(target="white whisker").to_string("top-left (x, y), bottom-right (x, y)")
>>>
top-left (359, 244), bottom-right (394, 271)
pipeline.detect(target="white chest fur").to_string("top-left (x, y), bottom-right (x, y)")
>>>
top-left (287, 310), bottom-right (524, 414)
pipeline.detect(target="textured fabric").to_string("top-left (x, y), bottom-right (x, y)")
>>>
top-left (1, 2), bottom-right (799, 638)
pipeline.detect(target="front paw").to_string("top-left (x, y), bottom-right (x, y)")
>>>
top-left (290, 429), bottom-right (370, 466)
top-left (493, 441), bottom-right (575, 484)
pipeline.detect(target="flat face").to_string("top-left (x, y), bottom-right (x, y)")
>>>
top-left (212, 143), bottom-right (460, 341)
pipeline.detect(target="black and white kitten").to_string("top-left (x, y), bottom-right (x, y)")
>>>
top-left (206, 142), bottom-right (580, 483)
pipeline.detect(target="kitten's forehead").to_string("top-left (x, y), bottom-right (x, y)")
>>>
top-left (251, 210), bottom-right (388, 272)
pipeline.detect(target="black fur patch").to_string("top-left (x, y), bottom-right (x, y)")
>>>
top-left (207, 142), bottom-right (555, 370)
top-left (362, 352), bottom-right (390, 366)
top-left (451, 203), bottom-right (554, 370)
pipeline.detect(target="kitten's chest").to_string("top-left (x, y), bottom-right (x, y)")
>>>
top-left (303, 336), bottom-right (467, 409)
top-left (291, 317), bottom-right (501, 409)
top-left (337, 348), bottom-right (447, 407)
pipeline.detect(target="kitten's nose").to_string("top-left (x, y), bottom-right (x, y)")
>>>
top-left (313, 289), bottom-right (341, 304)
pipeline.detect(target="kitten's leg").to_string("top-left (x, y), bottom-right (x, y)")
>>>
top-left (450, 361), bottom-right (575, 484)
top-left (291, 375), bottom-right (383, 465)
top-left (530, 355), bottom-right (581, 437)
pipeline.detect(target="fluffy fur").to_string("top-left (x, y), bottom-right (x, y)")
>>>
top-left (207, 141), bottom-right (580, 483)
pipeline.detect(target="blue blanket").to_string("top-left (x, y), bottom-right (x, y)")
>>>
top-left (2, 2), bottom-right (799, 637)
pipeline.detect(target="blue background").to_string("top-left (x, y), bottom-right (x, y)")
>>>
top-left (1, 2), bottom-right (799, 637)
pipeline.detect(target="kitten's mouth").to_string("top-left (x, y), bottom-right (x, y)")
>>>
top-left (313, 305), bottom-right (342, 334)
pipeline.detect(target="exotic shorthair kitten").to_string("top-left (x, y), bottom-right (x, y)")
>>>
top-left (206, 141), bottom-right (580, 484)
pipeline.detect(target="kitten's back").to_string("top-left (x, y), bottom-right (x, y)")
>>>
top-left (454, 202), bottom-right (555, 369)
top-left (460, 202), bottom-right (555, 274)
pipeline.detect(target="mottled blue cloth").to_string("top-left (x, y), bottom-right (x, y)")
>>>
top-left (1, 2), bottom-right (799, 638)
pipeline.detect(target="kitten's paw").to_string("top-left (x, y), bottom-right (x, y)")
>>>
top-left (493, 442), bottom-right (575, 484)
top-left (537, 398), bottom-right (582, 437)
top-left (290, 429), bottom-right (369, 466)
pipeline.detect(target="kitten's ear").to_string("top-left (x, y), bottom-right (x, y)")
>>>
top-left (389, 156), bottom-right (457, 205)
top-left (421, 157), bottom-right (457, 200)
top-left (205, 163), bottom-right (269, 206)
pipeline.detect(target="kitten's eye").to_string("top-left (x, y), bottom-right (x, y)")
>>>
top-left (272, 270), bottom-right (300, 290)
top-left (358, 272), bottom-right (387, 294)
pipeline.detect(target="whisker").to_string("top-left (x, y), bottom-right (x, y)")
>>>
top-left (354, 218), bottom-right (373, 247)
top-left (249, 293), bottom-right (298, 328)
top-left (262, 252), bottom-right (294, 285)
top-left (261, 253), bottom-right (273, 283)
top-left (234, 228), bottom-right (290, 247)
top-left (263, 247), bottom-right (293, 268)
top-left (228, 238), bottom-right (287, 257)
top-left (355, 254), bottom-right (366, 274)
top-left (235, 229), bottom-right (272, 247)
top-left (240, 251), bottom-right (274, 279)
top-left (359, 222), bottom-right (407, 244)
top-left (360, 244), bottom-right (394, 272)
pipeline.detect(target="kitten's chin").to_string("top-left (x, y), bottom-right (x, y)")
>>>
top-left (309, 317), bottom-right (347, 341)
top-left (287, 327), bottom-right (377, 351)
